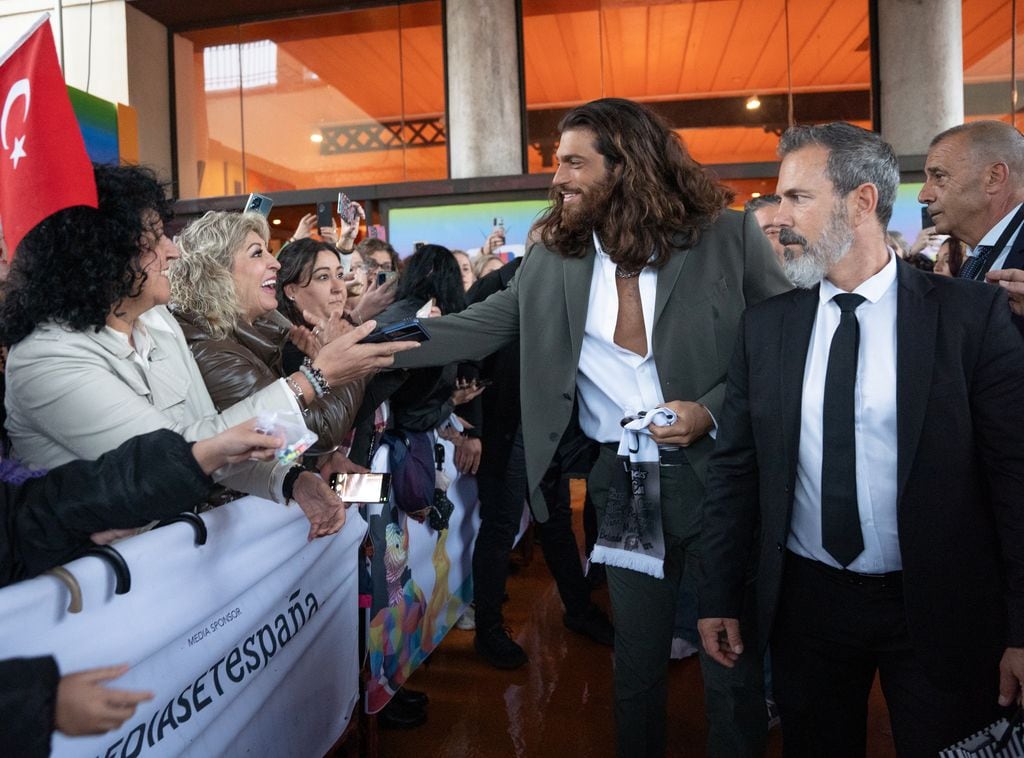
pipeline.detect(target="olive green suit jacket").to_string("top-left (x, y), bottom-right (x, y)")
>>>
top-left (394, 209), bottom-right (791, 520)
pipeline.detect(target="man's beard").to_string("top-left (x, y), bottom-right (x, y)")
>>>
top-left (551, 175), bottom-right (615, 240)
top-left (778, 203), bottom-right (854, 289)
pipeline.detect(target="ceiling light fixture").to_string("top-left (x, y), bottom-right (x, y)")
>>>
top-left (751, 192), bottom-right (761, 198)
top-left (746, 95), bottom-right (761, 110)
top-left (310, 133), bottom-right (323, 143)
top-left (272, 218), bottom-right (282, 225)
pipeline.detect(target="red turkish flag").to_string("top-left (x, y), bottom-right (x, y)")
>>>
top-left (0, 15), bottom-right (97, 257)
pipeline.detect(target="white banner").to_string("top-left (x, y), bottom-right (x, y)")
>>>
top-left (0, 495), bottom-right (366, 757)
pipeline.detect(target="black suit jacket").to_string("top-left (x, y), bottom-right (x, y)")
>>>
top-left (699, 260), bottom-right (1024, 687)
top-left (1000, 230), bottom-right (1024, 335)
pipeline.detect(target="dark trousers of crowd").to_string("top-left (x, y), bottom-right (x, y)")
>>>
top-left (472, 429), bottom-right (592, 634)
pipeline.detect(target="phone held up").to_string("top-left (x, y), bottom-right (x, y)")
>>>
top-left (376, 270), bottom-right (399, 287)
top-left (329, 472), bottom-right (391, 503)
top-left (359, 317), bottom-right (431, 344)
top-left (337, 192), bottom-right (360, 224)
top-left (316, 201), bottom-right (334, 231)
top-left (244, 193), bottom-right (273, 217)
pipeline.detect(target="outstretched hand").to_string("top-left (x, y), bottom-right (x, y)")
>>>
top-left (291, 213), bottom-right (317, 242)
top-left (312, 319), bottom-right (420, 386)
top-left (291, 471), bottom-right (347, 541)
top-left (55, 664), bottom-right (153, 736)
top-left (191, 420), bottom-right (284, 474)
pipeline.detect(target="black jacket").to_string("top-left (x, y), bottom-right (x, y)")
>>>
top-left (1, 428), bottom-right (212, 586)
top-left (0, 429), bottom-right (214, 757)
top-left (700, 262), bottom-right (1024, 687)
top-left (0, 656), bottom-right (59, 758)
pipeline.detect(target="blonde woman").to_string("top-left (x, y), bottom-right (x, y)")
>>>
top-left (170, 211), bottom-right (420, 465)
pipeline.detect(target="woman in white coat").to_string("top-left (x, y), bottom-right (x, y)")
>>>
top-left (0, 165), bottom-right (387, 539)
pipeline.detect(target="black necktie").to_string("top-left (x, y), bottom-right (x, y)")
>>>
top-left (821, 293), bottom-right (866, 567)
top-left (958, 245), bottom-right (994, 280)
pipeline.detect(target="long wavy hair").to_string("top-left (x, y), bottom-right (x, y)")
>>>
top-left (533, 98), bottom-right (733, 268)
top-left (275, 238), bottom-right (343, 326)
top-left (395, 244), bottom-right (466, 315)
top-left (0, 163), bottom-right (173, 346)
top-left (170, 211), bottom-right (269, 339)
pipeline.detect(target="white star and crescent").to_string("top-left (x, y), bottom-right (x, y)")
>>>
top-left (2, 78), bottom-right (30, 170)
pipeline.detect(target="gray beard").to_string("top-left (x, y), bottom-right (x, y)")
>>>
top-left (782, 207), bottom-right (855, 289)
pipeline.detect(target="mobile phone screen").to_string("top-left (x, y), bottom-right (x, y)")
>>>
top-left (330, 473), bottom-right (391, 503)
top-left (337, 192), bottom-right (358, 223)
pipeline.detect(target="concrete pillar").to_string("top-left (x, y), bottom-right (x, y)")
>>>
top-left (126, 4), bottom-right (172, 178)
top-left (445, 0), bottom-right (522, 178)
top-left (878, 0), bottom-right (964, 155)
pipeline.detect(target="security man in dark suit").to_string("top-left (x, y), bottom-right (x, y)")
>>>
top-left (698, 122), bottom-right (1024, 757)
top-left (919, 120), bottom-right (1024, 335)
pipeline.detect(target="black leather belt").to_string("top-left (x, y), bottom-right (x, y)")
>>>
top-left (599, 442), bottom-right (687, 465)
top-left (787, 550), bottom-right (902, 588)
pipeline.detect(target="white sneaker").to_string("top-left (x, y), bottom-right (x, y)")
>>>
top-left (455, 604), bottom-right (476, 630)
top-left (670, 637), bottom-right (698, 659)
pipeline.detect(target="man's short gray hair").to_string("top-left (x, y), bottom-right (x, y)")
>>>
top-left (930, 120), bottom-right (1024, 182)
top-left (778, 122), bottom-right (900, 227)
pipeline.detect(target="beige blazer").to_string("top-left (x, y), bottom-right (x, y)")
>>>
top-left (5, 306), bottom-right (295, 501)
top-left (395, 209), bottom-right (791, 519)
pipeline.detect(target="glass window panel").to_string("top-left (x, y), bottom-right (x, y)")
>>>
top-left (177, 2), bottom-right (446, 200)
top-left (962, 0), bottom-right (1023, 124)
top-left (524, 0), bottom-right (871, 172)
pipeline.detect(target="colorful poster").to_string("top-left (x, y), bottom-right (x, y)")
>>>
top-left (386, 199), bottom-right (549, 258)
top-left (0, 496), bottom-right (366, 757)
top-left (365, 437), bottom-right (481, 712)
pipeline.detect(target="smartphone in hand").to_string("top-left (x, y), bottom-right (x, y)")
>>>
top-left (329, 472), bottom-right (391, 503)
top-left (337, 192), bottom-right (359, 224)
top-left (245, 193), bottom-right (273, 216)
top-left (359, 317), bottom-right (431, 344)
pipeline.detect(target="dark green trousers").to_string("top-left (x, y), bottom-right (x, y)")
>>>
top-left (588, 445), bottom-right (766, 758)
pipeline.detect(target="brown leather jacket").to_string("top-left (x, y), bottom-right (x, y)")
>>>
top-left (173, 309), bottom-right (366, 451)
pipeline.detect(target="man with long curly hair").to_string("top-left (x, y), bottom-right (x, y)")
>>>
top-left (395, 98), bottom-right (790, 756)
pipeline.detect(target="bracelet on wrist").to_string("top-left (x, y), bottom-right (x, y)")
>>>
top-left (282, 465), bottom-right (304, 501)
top-left (300, 358), bottom-right (330, 398)
top-left (285, 375), bottom-right (306, 405)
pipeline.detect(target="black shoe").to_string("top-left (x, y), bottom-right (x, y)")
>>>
top-left (378, 697), bottom-right (427, 730)
top-left (564, 604), bottom-right (615, 647)
top-left (475, 625), bottom-right (528, 670)
top-left (393, 687), bottom-right (429, 708)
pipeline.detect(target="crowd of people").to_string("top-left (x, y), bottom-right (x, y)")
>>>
top-left (2, 96), bottom-right (1024, 758)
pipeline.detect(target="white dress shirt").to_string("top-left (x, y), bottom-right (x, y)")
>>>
top-left (788, 252), bottom-right (902, 573)
top-left (967, 202), bottom-right (1023, 271)
top-left (576, 233), bottom-right (664, 443)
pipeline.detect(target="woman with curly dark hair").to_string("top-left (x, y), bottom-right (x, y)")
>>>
top-left (1, 164), bottom-right (349, 539)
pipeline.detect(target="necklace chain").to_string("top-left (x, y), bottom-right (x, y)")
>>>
top-left (615, 265), bottom-right (643, 279)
